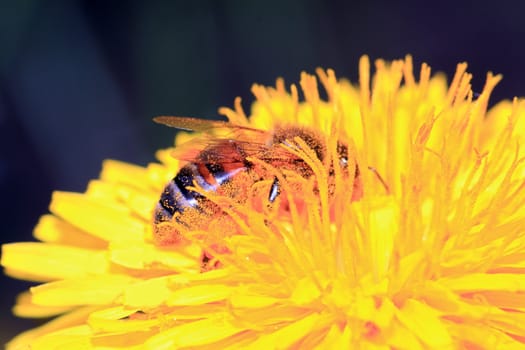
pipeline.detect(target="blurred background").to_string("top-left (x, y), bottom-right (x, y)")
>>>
top-left (1, 0), bottom-right (524, 344)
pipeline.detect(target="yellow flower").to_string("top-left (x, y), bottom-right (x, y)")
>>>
top-left (3, 55), bottom-right (525, 349)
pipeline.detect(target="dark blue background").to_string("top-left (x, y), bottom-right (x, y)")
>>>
top-left (1, 0), bottom-right (524, 344)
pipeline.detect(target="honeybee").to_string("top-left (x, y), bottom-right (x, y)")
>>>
top-left (152, 116), bottom-right (363, 248)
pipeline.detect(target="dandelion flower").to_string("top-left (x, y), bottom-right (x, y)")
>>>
top-left (3, 55), bottom-right (525, 349)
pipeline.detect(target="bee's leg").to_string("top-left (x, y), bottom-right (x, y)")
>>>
top-left (200, 251), bottom-right (220, 271)
top-left (268, 176), bottom-right (280, 203)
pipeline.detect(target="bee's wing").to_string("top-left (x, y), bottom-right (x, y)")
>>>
top-left (171, 137), bottom-right (304, 167)
top-left (154, 116), bottom-right (265, 133)
top-left (156, 116), bottom-right (306, 166)
top-left (170, 137), bottom-right (276, 164)
top-left (155, 116), bottom-right (271, 162)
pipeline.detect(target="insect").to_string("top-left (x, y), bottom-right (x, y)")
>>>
top-left (152, 116), bottom-right (363, 248)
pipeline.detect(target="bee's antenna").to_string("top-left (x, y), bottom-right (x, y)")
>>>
top-left (367, 166), bottom-right (390, 194)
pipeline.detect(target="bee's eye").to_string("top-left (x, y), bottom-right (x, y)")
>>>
top-left (339, 156), bottom-right (348, 168)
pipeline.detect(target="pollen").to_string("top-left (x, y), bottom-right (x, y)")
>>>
top-left (3, 55), bottom-right (525, 349)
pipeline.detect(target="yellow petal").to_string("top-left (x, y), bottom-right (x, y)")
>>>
top-left (99, 159), bottom-right (153, 190)
top-left (13, 291), bottom-right (74, 318)
top-left (450, 323), bottom-right (525, 350)
top-left (31, 275), bottom-right (136, 306)
top-left (229, 293), bottom-right (280, 309)
top-left (290, 277), bottom-right (321, 305)
top-left (109, 241), bottom-right (201, 271)
top-left (33, 214), bottom-right (106, 249)
top-left (86, 179), bottom-right (158, 222)
top-left (439, 273), bottom-right (525, 293)
top-left (6, 306), bottom-right (98, 350)
top-left (1, 242), bottom-right (108, 282)
top-left (88, 306), bottom-right (159, 333)
top-left (472, 291), bottom-right (525, 308)
top-left (313, 324), bottom-right (351, 350)
top-left (395, 299), bottom-right (453, 348)
top-left (92, 329), bottom-right (157, 349)
top-left (166, 284), bottom-right (233, 306)
top-left (247, 312), bottom-right (325, 349)
top-left (144, 317), bottom-right (245, 349)
top-left (386, 320), bottom-right (424, 350)
top-left (123, 277), bottom-right (171, 308)
top-left (368, 198), bottom-right (396, 278)
top-left (50, 191), bottom-right (145, 243)
top-left (30, 325), bottom-right (93, 350)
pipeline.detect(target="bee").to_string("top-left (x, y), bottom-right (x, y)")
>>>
top-left (152, 116), bottom-right (363, 248)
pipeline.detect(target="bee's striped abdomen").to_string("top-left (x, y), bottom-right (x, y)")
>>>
top-left (153, 161), bottom-right (247, 225)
